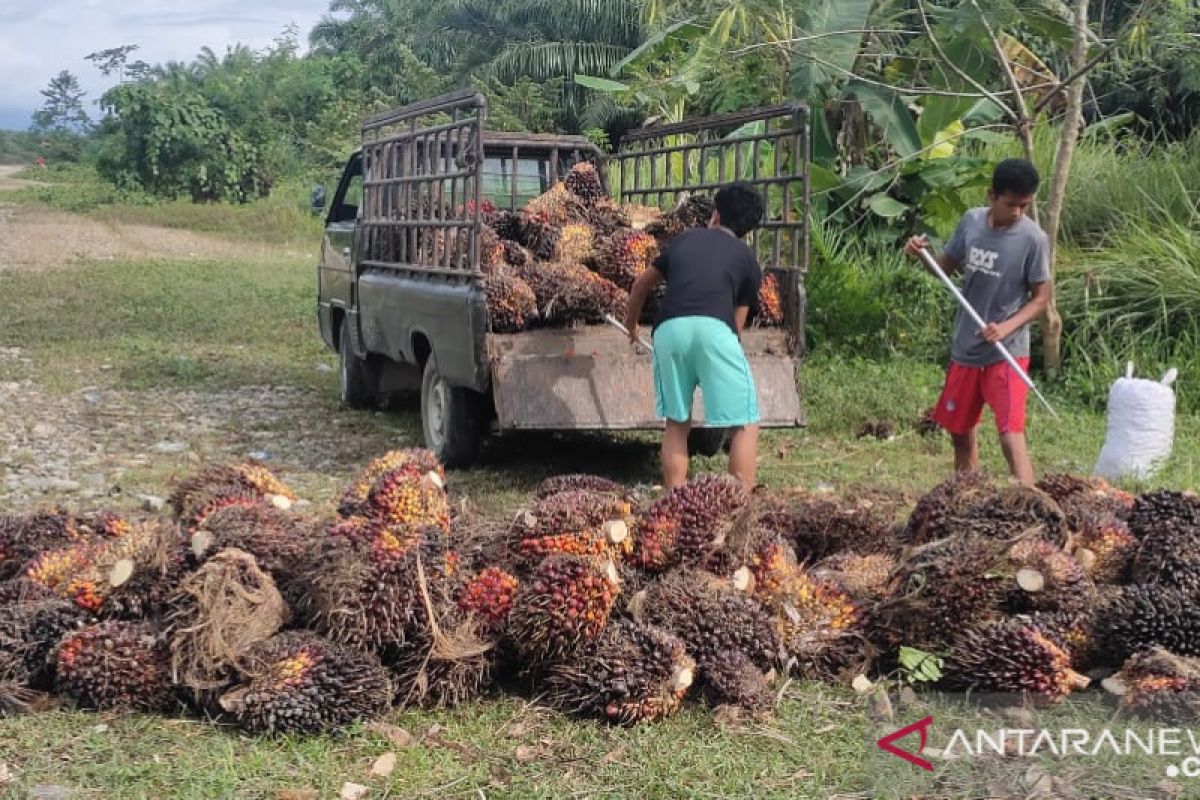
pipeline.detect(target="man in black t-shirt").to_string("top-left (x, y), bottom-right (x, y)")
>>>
top-left (625, 183), bottom-right (765, 489)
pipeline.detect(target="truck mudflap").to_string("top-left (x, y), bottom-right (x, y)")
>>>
top-left (488, 327), bottom-right (802, 430)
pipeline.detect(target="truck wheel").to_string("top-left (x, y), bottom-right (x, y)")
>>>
top-left (339, 319), bottom-right (379, 410)
top-left (688, 427), bottom-right (728, 458)
top-left (421, 357), bottom-right (483, 468)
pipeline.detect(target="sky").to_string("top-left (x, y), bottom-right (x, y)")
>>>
top-left (0, 0), bottom-right (332, 130)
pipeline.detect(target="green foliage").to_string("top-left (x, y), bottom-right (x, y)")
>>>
top-left (32, 70), bottom-right (91, 133)
top-left (898, 647), bottom-right (944, 685)
top-left (0, 131), bottom-right (87, 164)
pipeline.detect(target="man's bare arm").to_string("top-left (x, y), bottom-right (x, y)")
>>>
top-left (625, 266), bottom-right (664, 344)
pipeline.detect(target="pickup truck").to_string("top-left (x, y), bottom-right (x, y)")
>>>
top-left (315, 90), bottom-right (810, 467)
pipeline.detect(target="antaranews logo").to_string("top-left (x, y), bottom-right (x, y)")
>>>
top-left (877, 716), bottom-right (935, 772)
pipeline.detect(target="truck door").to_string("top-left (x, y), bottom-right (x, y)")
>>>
top-left (319, 152), bottom-right (363, 323)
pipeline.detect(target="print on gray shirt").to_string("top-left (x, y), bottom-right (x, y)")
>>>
top-left (943, 208), bottom-right (1052, 367)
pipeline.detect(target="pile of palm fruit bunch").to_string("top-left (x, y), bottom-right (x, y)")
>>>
top-left (475, 162), bottom-right (786, 333)
top-left (5, 455), bottom-right (1200, 733)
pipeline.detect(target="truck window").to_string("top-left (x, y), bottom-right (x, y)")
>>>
top-left (330, 157), bottom-right (363, 223)
top-left (483, 156), bottom-right (549, 209)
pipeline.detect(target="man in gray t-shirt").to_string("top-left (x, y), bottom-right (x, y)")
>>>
top-left (904, 158), bottom-right (1053, 485)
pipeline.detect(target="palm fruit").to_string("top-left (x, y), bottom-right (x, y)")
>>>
top-left (556, 222), bottom-right (597, 264)
top-left (902, 471), bottom-right (992, 545)
top-left (1112, 649), bottom-right (1200, 720)
top-left (1028, 607), bottom-right (1104, 671)
top-left (905, 476), bottom-right (1066, 545)
top-left (166, 548), bottom-right (287, 702)
top-left (587, 198), bottom-right (633, 235)
top-left (631, 475), bottom-right (750, 571)
top-left (513, 527), bottom-right (632, 569)
top-left (790, 494), bottom-right (896, 561)
top-left (100, 526), bottom-right (190, 622)
top-left (704, 523), bottom-right (796, 598)
top-left (623, 203), bottom-right (662, 231)
top-left (488, 209), bottom-right (522, 242)
top-left (762, 568), bottom-right (863, 678)
top-left (485, 271), bottom-right (538, 333)
top-left (513, 490), bottom-right (634, 541)
top-left (56, 621), bottom-right (175, 712)
top-left (365, 466), bottom-right (450, 533)
top-left (757, 273), bottom-right (785, 327)
top-left (1130, 524), bottom-right (1200, 593)
top-left (676, 193), bottom-right (715, 228)
top-left (0, 598), bottom-right (87, 690)
top-left (941, 619), bottom-right (1089, 704)
top-left (168, 460), bottom-right (295, 525)
top-left (632, 568), bottom-right (781, 671)
top-left (1129, 491), bottom-right (1200, 538)
top-left (338, 449), bottom-right (445, 518)
top-left (564, 162), bottom-right (604, 204)
top-left (518, 211), bottom-right (561, 260)
top-left (872, 535), bottom-right (1006, 652)
top-left (219, 631), bottom-right (391, 734)
top-left (534, 474), bottom-right (624, 500)
top-left (507, 554), bottom-right (621, 663)
top-left (0, 508), bottom-right (79, 578)
top-left (591, 229), bottom-right (658, 291)
top-left (644, 212), bottom-right (686, 248)
top-left (809, 552), bottom-right (899, 603)
top-left (523, 262), bottom-right (627, 326)
top-left (1037, 474), bottom-right (1134, 526)
top-left (524, 182), bottom-right (585, 227)
top-left (0, 578), bottom-right (56, 606)
top-left (179, 486), bottom-right (266, 533)
top-left (544, 620), bottom-right (694, 725)
top-left (500, 239), bottom-right (529, 267)
top-left (79, 511), bottom-right (134, 540)
top-left (701, 648), bottom-right (775, 713)
top-left (1099, 584), bottom-right (1200, 661)
top-left (1070, 513), bottom-right (1136, 583)
top-left (326, 513), bottom-right (427, 567)
top-left (1001, 538), bottom-right (1094, 616)
top-left (479, 226), bottom-right (506, 275)
top-left (456, 567), bottom-right (519, 636)
top-left (191, 504), bottom-right (315, 584)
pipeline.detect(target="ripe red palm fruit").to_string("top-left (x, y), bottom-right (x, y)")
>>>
top-left (507, 554), bottom-right (621, 663)
top-left (942, 620), bottom-right (1089, 705)
top-left (56, 621), bottom-right (175, 712)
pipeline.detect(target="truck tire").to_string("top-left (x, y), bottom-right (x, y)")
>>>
top-left (421, 357), bottom-right (483, 468)
top-left (688, 427), bottom-right (728, 458)
top-left (339, 318), bottom-right (379, 410)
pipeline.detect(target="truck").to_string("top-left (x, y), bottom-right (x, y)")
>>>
top-left (315, 89), bottom-right (811, 468)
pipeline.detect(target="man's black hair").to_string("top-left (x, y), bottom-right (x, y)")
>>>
top-left (713, 182), bottom-right (765, 238)
top-left (992, 158), bottom-right (1040, 197)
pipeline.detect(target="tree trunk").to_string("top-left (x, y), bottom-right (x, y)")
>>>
top-left (1040, 0), bottom-right (1091, 373)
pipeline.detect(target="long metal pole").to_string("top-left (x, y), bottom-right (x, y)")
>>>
top-left (604, 313), bottom-right (654, 353)
top-left (917, 248), bottom-right (1059, 419)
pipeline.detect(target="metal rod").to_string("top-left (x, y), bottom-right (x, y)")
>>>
top-left (603, 314), bottom-right (653, 353)
top-left (917, 248), bottom-right (1058, 419)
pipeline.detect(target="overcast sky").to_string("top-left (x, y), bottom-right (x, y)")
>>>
top-left (0, 0), bottom-right (332, 130)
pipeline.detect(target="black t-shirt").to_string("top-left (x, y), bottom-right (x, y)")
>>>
top-left (652, 228), bottom-right (762, 332)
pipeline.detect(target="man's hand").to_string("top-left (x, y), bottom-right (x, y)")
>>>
top-left (625, 318), bottom-right (641, 346)
top-left (979, 320), bottom-right (1016, 344)
top-left (903, 234), bottom-right (930, 260)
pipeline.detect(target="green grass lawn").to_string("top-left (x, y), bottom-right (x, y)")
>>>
top-left (1, 190), bottom-right (1197, 798)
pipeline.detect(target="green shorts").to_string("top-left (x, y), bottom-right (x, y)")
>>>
top-left (652, 316), bottom-right (760, 427)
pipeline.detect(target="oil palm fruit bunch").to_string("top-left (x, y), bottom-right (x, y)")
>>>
top-left (326, 513), bottom-right (428, 568)
top-left (941, 619), bottom-right (1089, 705)
top-left (338, 449), bottom-right (445, 518)
top-left (631, 568), bottom-right (780, 672)
top-left (564, 162), bottom-right (604, 204)
top-left (534, 474), bottom-right (624, 500)
top-left (525, 182), bottom-right (586, 227)
top-left (1129, 490), bottom-right (1200, 538)
top-left (1001, 538), bottom-right (1094, 616)
top-left (762, 568), bottom-right (863, 678)
top-left (0, 578), bottom-right (56, 606)
top-left (168, 460), bottom-right (295, 524)
top-left (479, 226), bottom-right (506, 275)
top-left (363, 464), bottom-right (450, 534)
top-left (1098, 584), bottom-right (1200, 661)
top-left (487, 209), bottom-right (523, 243)
top-left (757, 273), bottom-right (784, 327)
top-left (1037, 473), bottom-right (1134, 526)
top-left (1070, 513), bottom-right (1136, 584)
top-left (541, 263), bottom-right (628, 325)
top-left (1029, 607), bottom-right (1105, 671)
top-left (1111, 649), bottom-right (1200, 720)
top-left (518, 211), bottom-right (562, 261)
top-left (631, 475), bottom-right (749, 571)
top-left (790, 495), bottom-right (896, 561)
top-left (79, 511), bottom-right (134, 540)
top-left (219, 631), bottom-right (391, 734)
top-left (500, 239), bottom-right (530, 267)
top-left (591, 229), bottom-right (658, 291)
top-left (701, 648), bottom-right (775, 713)
top-left (456, 567), bottom-right (519, 637)
top-left (507, 554), bottom-right (621, 664)
top-left (1129, 522), bottom-right (1200, 592)
top-left (704, 524), bottom-right (796, 598)
top-left (676, 194), bottom-right (715, 228)
top-left (556, 222), bottom-right (597, 264)
top-left (544, 619), bottom-right (694, 725)
top-left (485, 271), bottom-right (538, 333)
top-left (902, 471), bottom-right (992, 545)
top-left (513, 490), bottom-right (634, 542)
top-left (0, 598), bottom-right (87, 691)
top-left (99, 524), bottom-right (190, 622)
top-left (809, 552), bottom-right (899, 604)
top-left (56, 621), bottom-right (175, 712)
top-left (512, 526), bottom-right (632, 569)
top-left (191, 504), bottom-right (316, 584)
top-left (586, 198), bottom-right (633, 235)
top-left (176, 486), bottom-right (266, 533)
top-left (0, 508), bottom-right (80, 579)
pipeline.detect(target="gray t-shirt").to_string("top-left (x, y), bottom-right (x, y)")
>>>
top-left (943, 208), bottom-right (1051, 366)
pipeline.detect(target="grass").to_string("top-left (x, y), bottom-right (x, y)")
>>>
top-left (2, 174), bottom-right (1200, 799)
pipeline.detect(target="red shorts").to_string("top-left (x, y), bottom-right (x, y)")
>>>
top-left (933, 358), bottom-right (1031, 435)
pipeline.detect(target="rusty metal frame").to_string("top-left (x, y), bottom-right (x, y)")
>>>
top-left (360, 89), bottom-right (487, 281)
top-left (613, 103), bottom-right (811, 355)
